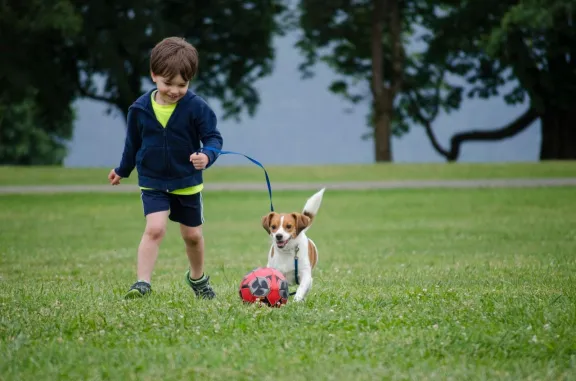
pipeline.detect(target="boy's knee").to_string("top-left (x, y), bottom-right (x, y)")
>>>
top-left (182, 226), bottom-right (203, 245)
top-left (145, 225), bottom-right (166, 241)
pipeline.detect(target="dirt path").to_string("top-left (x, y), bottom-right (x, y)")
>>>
top-left (1, 178), bottom-right (575, 194)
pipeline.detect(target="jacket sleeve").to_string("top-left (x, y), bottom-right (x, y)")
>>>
top-left (196, 101), bottom-right (223, 169)
top-left (114, 108), bottom-right (141, 178)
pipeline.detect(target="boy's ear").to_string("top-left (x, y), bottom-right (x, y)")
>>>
top-left (150, 71), bottom-right (157, 82)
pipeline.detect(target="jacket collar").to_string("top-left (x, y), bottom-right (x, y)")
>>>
top-left (130, 88), bottom-right (197, 114)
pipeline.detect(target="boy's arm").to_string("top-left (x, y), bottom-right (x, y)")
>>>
top-left (196, 101), bottom-right (223, 169)
top-left (114, 108), bottom-right (141, 178)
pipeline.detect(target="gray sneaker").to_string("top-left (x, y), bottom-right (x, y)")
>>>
top-left (185, 270), bottom-right (216, 299)
top-left (124, 281), bottom-right (151, 299)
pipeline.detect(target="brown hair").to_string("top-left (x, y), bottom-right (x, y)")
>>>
top-left (150, 37), bottom-right (198, 82)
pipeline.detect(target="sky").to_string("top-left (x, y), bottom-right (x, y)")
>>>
top-left (64, 32), bottom-right (541, 168)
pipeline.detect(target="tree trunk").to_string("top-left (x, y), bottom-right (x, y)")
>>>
top-left (370, 0), bottom-right (402, 162)
top-left (373, 94), bottom-right (393, 161)
top-left (540, 105), bottom-right (576, 159)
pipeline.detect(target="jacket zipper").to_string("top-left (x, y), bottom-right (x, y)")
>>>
top-left (136, 103), bottom-right (174, 192)
top-left (164, 128), bottom-right (169, 191)
top-left (150, 112), bottom-right (169, 192)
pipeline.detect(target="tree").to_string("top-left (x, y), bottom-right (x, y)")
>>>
top-left (77, 0), bottom-right (288, 121)
top-left (0, 0), bottom-right (80, 165)
top-left (0, 91), bottom-right (74, 165)
top-left (403, 0), bottom-right (576, 160)
top-left (295, 0), bottom-right (409, 162)
top-left (295, 0), bottom-right (576, 162)
top-left (0, 0), bottom-right (287, 164)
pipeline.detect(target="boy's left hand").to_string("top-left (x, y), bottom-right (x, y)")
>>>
top-left (190, 152), bottom-right (209, 169)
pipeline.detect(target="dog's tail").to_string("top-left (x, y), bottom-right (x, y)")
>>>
top-left (302, 187), bottom-right (325, 225)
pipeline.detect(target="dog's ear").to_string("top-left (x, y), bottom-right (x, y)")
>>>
top-left (292, 213), bottom-right (311, 236)
top-left (261, 212), bottom-right (276, 233)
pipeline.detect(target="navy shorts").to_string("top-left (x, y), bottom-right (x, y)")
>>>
top-left (141, 189), bottom-right (204, 227)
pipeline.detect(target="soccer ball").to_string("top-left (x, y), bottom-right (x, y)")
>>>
top-left (239, 267), bottom-right (289, 307)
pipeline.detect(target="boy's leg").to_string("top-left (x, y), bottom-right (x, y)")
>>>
top-left (137, 210), bottom-right (169, 282)
top-left (125, 190), bottom-right (170, 299)
top-left (180, 224), bottom-right (205, 280)
top-left (170, 192), bottom-right (215, 299)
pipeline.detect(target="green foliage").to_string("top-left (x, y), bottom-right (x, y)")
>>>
top-left (0, 0), bottom-right (81, 165)
top-left (0, 0), bottom-right (287, 164)
top-left (296, 1), bottom-right (388, 108)
top-left (76, 0), bottom-right (288, 120)
top-left (294, 0), bottom-right (463, 138)
top-left (0, 91), bottom-right (74, 165)
top-left (295, 0), bottom-right (576, 154)
top-left (425, 0), bottom-right (576, 110)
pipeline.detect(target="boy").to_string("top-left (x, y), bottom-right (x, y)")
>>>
top-left (108, 37), bottom-right (223, 300)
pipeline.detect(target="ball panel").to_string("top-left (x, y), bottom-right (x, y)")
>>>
top-left (249, 277), bottom-right (270, 297)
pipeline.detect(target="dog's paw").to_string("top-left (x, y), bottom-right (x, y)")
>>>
top-left (293, 295), bottom-right (304, 302)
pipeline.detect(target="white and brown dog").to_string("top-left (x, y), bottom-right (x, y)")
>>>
top-left (261, 188), bottom-right (325, 302)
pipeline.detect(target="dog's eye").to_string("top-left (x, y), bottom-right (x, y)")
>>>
top-left (271, 225), bottom-right (277, 229)
top-left (286, 224), bottom-right (292, 229)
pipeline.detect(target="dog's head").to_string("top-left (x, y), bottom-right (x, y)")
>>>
top-left (261, 212), bottom-right (311, 249)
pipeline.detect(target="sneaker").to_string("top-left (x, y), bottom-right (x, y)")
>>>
top-left (124, 281), bottom-right (152, 299)
top-left (185, 270), bottom-right (216, 299)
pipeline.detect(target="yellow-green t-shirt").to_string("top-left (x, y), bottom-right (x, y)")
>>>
top-left (139, 91), bottom-right (203, 195)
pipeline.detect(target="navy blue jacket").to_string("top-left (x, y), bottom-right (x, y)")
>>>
top-left (114, 89), bottom-right (223, 192)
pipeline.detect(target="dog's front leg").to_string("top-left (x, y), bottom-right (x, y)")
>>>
top-left (293, 273), bottom-right (313, 302)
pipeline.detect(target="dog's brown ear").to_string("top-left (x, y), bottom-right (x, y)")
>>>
top-left (292, 213), bottom-right (311, 236)
top-left (261, 212), bottom-right (275, 233)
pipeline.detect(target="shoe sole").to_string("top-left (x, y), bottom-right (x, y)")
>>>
top-left (124, 289), bottom-right (146, 299)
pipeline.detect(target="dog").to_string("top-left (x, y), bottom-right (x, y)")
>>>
top-left (261, 188), bottom-right (325, 302)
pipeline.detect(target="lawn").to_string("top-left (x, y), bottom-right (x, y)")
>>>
top-left (1, 160), bottom-right (575, 186)
top-left (1, 187), bottom-right (575, 380)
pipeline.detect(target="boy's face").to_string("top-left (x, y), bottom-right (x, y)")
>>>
top-left (151, 72), bottom-right (189, 105)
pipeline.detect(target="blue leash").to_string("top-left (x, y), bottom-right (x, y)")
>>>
top-left (202, 146), bottom-right (300, 293)
top-left (201, 146), bottom-right (274, 212)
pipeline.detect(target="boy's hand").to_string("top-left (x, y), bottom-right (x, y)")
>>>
top-left (190, 152), bottom-right (209, 170)
top-left (108, 169), bottom-right (122, 185)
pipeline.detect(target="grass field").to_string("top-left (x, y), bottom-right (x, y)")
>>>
top-left (1, 184), bottom-right (575, 380)
top-left (1, 161), bottom-right (575, 186)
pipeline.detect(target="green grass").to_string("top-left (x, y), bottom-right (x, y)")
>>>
top-left (1, 161), bottom-right (575, 186)
top-left (1, 188), bottom-right (575, 380)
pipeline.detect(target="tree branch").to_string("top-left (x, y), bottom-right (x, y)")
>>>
top-left (407, 91), bottom-right (450, 158)
top-left (78, 85), bottom-right (116, 104)
top-left (408, 93), bottom-right (539, 161)
top-left (406, 69), bottom-right (448, 158)
top-left (446, 107), bottom-right (539, 160)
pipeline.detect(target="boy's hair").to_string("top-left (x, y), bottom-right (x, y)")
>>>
top-left (150, 37), bottom-right (199, 82)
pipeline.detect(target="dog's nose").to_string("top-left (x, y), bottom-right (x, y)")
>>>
top-left (275, 234), bottom-right (283, 240)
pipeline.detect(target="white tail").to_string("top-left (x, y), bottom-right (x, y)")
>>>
top-left (302, 188), bottom-right (325, 221)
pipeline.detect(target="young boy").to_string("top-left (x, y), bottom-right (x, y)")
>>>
top-left (108, 37), bottom-right (223, 300)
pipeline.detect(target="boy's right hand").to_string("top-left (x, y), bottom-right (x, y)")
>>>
top-left (108, 169), bottom-right (122, 185)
